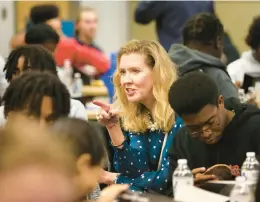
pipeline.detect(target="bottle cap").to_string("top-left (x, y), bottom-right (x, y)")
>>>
top-left (74, 73), bottom-right (81, 78)
top-left (177, 159), bottom-right (188, 164)
top-left (246, 152), bottom-right (255, 157)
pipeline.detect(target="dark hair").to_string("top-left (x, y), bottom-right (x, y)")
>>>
top-left (2, 71), bottom-right (70, 120)
top-left (4, 45), bottom-right (57, 82)
top-left (25, 24), bottom-right (60, 45)
top-left (51, 117), bottom-right (106, 166)
top-left (246, 16), bottom-right (260, 50)
top-left (183, 13), bottom-right (224, 46)
top-left (30, 4), bottom-right (59, 24)
top-left (168, 71), bottom-right (219, 116)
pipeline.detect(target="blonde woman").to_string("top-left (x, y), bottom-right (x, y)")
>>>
top-left (94, 40), bottom-right (183, 193)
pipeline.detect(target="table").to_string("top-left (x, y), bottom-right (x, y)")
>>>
top-left (86, 110), bottom-right (99, 120)
top-left (82, 85), bottom-right (108, 97)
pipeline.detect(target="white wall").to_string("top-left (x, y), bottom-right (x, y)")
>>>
top-left (80, 1), bottom-right (129, 55)
top-left (0, 1), bottom-right (15, 58)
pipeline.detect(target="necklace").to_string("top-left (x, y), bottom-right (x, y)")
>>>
top-left (147, 113), bottom-right (159, 131)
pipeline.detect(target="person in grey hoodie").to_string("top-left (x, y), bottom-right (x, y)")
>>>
top-left (168, 13), bottom-right (239, 109)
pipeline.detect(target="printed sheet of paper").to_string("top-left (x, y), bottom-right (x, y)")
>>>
top-left (174, 185), bottom-right (229, 202)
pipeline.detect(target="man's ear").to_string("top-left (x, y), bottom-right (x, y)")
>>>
top-left (218, 95), bottom-right (225, 108)
top-left (76, 154), bottom-right (91, 173)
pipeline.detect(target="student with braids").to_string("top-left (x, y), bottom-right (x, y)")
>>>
top-left (168, 13), bottom-right (239, 110)
top-left (2, 71), bottom-right (70, 125)
top-left (0, 45), bottom-right (87, 126)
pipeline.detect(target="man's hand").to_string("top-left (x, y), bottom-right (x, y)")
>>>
top-left (192, 167), bottom-right (217, 185)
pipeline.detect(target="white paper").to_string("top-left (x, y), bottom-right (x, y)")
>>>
top-left (207, 180), bottom-right (236, 185)
top-left (174, 185), bottom-right (229, 202)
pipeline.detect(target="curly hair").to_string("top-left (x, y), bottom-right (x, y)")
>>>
top-left (246, 16), bottom-right (260, 50)
top-left (30, 4), bottom-right (59, 24)
top-left (183, 12), bottom-right (224, 46)
top-left (169, 71), bottom-right (219, 116)
top-left (25, 24), bottom-right (60, 45)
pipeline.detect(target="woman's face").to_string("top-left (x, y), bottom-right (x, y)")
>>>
top-left (119, 53), bottom-right (154, 106)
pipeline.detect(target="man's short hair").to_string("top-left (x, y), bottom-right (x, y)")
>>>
top-left (2, 71), bottom-right (70, 120)
top-left (30, 4), bottom-right (59, 24)
top-left (246, 16), bottom-right (260, 50)
top-left (183, 12), bottom-right (224, 46)
top-left (25, 24), bottom-right (60, 45)
top-left (169, 71), bottom-right (219, 116)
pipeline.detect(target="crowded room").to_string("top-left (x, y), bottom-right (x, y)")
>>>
top-left (1, 1), bottom-right (260, 202)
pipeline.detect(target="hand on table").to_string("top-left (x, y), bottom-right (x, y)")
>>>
top-left (192, 167), bottom-right (217, 185)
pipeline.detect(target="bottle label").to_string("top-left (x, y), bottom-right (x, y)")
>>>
top-left (173, 177), bottom-right (193, 194)
top-left (241, 170), bottom-right (259, 183)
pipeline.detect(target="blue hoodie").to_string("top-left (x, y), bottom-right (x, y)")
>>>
top-left (135, 1), bottom-right (214, 51)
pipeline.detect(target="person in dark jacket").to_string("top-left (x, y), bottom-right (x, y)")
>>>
top-left (168, 12), bottom-right (238, 110)
top-left (166, 71), bottom-right (260, 195)
top-left (134, 1), bottom-right (214, 51)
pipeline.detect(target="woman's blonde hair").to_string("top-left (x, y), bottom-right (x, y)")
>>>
top-left (113, 39), bottom-right (178, 133)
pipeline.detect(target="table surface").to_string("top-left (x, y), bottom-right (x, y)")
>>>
top-left (82, 85), bottom-right (108, 97)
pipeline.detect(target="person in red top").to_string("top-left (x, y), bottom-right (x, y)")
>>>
top-left (10, 4), bottom-right (110, 75)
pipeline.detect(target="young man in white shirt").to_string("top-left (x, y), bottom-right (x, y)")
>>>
top-left (227, 16), bottom-right (260, 88)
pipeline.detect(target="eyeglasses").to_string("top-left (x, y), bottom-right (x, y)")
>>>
top-left (187, 108), bottom-right (220, 138)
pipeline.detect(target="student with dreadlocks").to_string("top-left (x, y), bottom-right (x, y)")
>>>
top-left (168, 13), bottom-right (239, 110)
top-left (0, 45), bottom-right (87, 126)
top-left (2, 71), bottom-right (70, 125)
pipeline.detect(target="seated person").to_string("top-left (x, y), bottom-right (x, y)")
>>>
top-left (0, 114), bottom-right (127, 202)
top-left (25, 23), bottom-right (60, 53)
top-left (0, 45), bottom-right (87, 127)
top-left (227, 16), bottom-right (260, 88)
top-left (0, 56), bottom-right (8, 98)
top-left (168, 13), bottom-right (238, 109)
top-left (167, 72), bottom-right (260, 192)
top-left (30, 4), bottom-right (110, 75)
top-left (94, 39), bottom-right (183, 193)
top-left (50, 117), bottom-right (128, 201)
top-left (0, 115), bottom-right (76, 202)
top-left (2, 71), bottom-right (70, 126)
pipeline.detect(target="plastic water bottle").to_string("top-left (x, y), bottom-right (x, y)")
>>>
top-left (238, 89), bottom-right (246, 103)
top-left (71, 73), bottom-right (83, 98)
top-left (172, 159), bottom-right (193, 196)
top-left (63, 59), bottom-right (73, 89)
top-left (230, 176), bottom-right (254, 202)
top-left (241, 152), bottom-right (260, 185)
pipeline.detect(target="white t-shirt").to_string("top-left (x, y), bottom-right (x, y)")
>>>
top-left (0, 98), bottom-right (88, 127)
top-left (0, 56), bottom-right (8, 97)
top-left (227, 50), bottom-right (260, 85)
